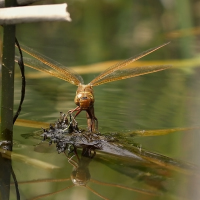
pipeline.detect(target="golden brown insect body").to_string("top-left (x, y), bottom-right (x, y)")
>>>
top-left (17, 42), bottom-right (171, 133)
top-left (73, 84), bottom-right (97, 131)
top-left (74, 84), bottom-right (94, 109)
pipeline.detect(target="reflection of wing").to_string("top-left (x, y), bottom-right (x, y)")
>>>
top-left (96, 144), bottom-right (199, 198)
top-left (99, 141), bottom-right (198, 175)
top-left (103, 130), bottom-right (199, 174)
top-left (96, 151), bottom-right (169, 195)
top-left (15, 44), bottom-right (84, 86)
top-left (89, 42), bottom-right (170, 86)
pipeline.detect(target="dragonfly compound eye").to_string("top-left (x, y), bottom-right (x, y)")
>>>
top-left (81, 96), bottom-right (88, 100)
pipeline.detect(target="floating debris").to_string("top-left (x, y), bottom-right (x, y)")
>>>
top-left (0, 140), bottom-right (11, 151)
top-left (40, 112), bottom-right (143, 159)
top-left (41, 112), bottom-right (104, 154)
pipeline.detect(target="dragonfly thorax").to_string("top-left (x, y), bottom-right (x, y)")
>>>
top-left (74, 84), bottom-right (94, 110)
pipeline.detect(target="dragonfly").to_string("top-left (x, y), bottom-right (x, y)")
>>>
top-left (15, 42), bottom-right (171, 132)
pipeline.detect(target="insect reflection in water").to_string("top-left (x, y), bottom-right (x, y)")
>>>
top-left (15, 42), bottom-right (170, 132)
top-left (15, 142), bottom-right (200, 200)
top-left (16, 148), bottom-right (161, 200)
top-left (14, 114), bottom-right (200, 200)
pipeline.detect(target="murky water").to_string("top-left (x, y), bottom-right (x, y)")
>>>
top-left (1, 0), bottom-right (200, 199)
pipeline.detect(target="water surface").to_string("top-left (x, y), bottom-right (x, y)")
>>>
top-left (2, 0), bottom-right (200, 199)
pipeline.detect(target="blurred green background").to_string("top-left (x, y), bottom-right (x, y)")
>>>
top-left (1, 0), bottom-right (200, 199)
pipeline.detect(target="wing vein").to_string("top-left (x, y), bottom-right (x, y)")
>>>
top-left (15, 44), bottom-right (83, 86)
top-left (89, 42), bottom-right (170, 86)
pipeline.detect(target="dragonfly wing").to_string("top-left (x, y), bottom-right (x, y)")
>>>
top-left (90, 65), bottom-right (171, 86)
top-left (89, 42), bottom-right (170, 86)
top-left (15, 56), bottom-right (70, 82)
top-left (15, 44), bottom-right (84, 86)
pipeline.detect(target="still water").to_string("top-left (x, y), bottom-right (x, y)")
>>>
top-left (9, 54), bottom-right (200, 200)
top-left (1, 0), bottom-right (200, 199)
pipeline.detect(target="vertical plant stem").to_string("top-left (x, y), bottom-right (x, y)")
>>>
top-left (0, 0), bottom-right (16, 199)
top-left (1, 25), bottom-right (15, 146)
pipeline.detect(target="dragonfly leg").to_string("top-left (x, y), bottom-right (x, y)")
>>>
top-left (94, 116), bottom-right (98, 132)
top-left (71, 145), bottom-right (80, 162)
top-left (68, 106), bottom-right (82, 130)
top-left (86, 106), bottom-right (98, 133)
top-left (86, 111), bottom-right (92, 132)
top-left (74, 108), bottom-right (82, 118)
top-left (82, 146), bottom-right (96, 158)
top-left (68, 106), bottom-right (98, 132)
top-left (90, 106), bottom-right (98, 132)
top-left (68, 106), bottom-right (80, 114)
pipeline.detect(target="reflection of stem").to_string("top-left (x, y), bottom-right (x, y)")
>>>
top-left (86, 185), bottom-right (109, 200)
top-left (90, 179), bottom-right (159, 196)
top-left (11, 165), bottom-right (20, 200)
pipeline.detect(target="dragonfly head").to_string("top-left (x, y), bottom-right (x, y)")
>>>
top-left (74, 84), bottom-right (94, 109)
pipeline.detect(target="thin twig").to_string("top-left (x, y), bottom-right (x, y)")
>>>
top-left (13, 38), bottom-right (26, 124)
top-left (11, 166), bottom-right (20, 200)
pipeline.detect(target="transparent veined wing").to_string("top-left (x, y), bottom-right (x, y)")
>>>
top-left (89, 42), bottom-right (170, 86)
top-left (15, 44), bottom-right (84, 86)
top-left (90, 64), bottom-right (171, 86)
